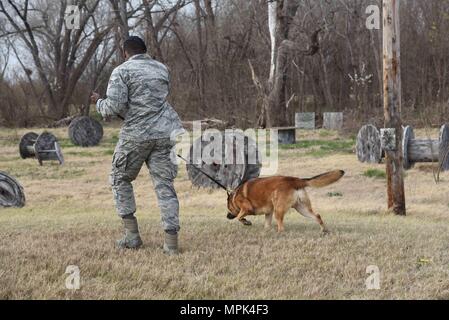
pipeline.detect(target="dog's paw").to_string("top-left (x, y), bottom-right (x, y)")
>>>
top-left (240, 219), bottom-right (252, 226)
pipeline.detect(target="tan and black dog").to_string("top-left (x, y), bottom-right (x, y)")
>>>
top-left (227, 170), bottom-right (345, 233)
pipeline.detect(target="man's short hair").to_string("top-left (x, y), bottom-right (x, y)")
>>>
top-left (123, 36), bottom-right (147, 55)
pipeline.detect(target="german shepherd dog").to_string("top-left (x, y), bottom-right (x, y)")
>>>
top-left (227, 170), bottom-right (345, 233)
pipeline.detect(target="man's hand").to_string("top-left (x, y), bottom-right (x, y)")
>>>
top-left (90, 92), bottom-right (101, 104)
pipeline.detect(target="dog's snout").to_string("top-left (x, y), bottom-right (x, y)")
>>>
top-left (227, 212), bottom-right (236, 220)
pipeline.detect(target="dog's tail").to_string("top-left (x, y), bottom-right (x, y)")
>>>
top-left (304, 170), bottom-right (345, 188)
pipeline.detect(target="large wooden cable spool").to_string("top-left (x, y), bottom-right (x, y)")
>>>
top-left (35, 132), bottom-right (64, 165)
top-left (439, 124), bottom-right (449, 171)
top-left (356, 124), bottom-right (382, 164)
top-left (0, 172), bottom-right (25, 208)
top-left (403, 124), bottom-right (449, 170)
top-left (402, 125), bottom-right (415, 170)
top-left (357, 124), bottom-right (449, 171)
top-left (19, 132), bottom-right (39, 159)
top-left (19, 131), bottom-right (64, 166)
top-left (68, 116), bottom-right (104, 147)
top-left (186, 131), bottom-right (261, 190)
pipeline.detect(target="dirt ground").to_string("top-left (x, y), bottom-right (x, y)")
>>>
top-left (1, 126), bottom-right (449, 299)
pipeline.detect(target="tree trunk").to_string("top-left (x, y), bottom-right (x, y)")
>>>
top-left (204, 0), bottom-right (218, 54)
top-left (265, 0), bottom-right (300, 127)
top-left (268, 0), bottom-right (277, 86)
top-left (268, 40), bottom-right (290, 127)
top-left (144, 1), bottom-right (164, 61)
top-left (111, 0), bottom-right (130, 63)
top-left (319, 50), bottom-right (334, 111)
top-left (194, 0), bottom-right (207, 115)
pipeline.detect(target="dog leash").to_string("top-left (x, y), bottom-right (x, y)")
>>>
top-left (177, 154), bottom-right (232, 195)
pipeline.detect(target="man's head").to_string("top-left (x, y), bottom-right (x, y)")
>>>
top-left (123, 36), bottom-right (147, 60)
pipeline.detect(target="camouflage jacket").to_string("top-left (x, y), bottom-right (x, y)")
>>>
top-left (96, 54), bottom-right (184, 141)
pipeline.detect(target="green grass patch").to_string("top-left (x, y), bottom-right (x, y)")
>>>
top-left (0, 156), bottom-right (21, 162)
top-left (327, 191), bottom-right (343, 197)
top-left (0, 136), bottom-right (19, 147)
top-left (103, 149), bottom-right (115, 156)
top-left (58, 139), bottom-right (77, 148)
top-left (65, 151), bottom-right (97, 157)
top-left (319, 130), bottom-right (333, 137)
top-left (89, 110), bottom-right (104, 122)
top-left (280, 139), bottom-right (354, 157)
top-left (6, 163), bottom-right (86, 180)
top-left (60, 134), bottom-right (117, 149)
top-left (54, 168), bottom-right (86, 179)
top-left (103, 134), bottom-right (119, 146)
top-left (363, 169), bottom-right (386, 179)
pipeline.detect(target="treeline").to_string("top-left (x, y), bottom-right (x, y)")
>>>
top-left (0, 0), bottom-right (448, 129)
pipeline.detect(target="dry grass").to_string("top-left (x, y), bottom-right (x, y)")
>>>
top-left (1, 127), bottom-right (449, 300)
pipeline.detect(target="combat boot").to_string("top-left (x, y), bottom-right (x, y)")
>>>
top-left (117, 215), bottom-right (143, 249)
top-left (163, 231), bottom-right (179, 255)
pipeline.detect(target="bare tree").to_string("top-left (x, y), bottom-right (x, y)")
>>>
top-left (0, 0), bottom-right (112, 119)
top-left (142, 0), bottom-right (188, 62)
top-left (109, 0), bottom-right (131, 63)
top-left (0, 37), bottom-right (9, 80)
top-left (80, 36), bottom-right (116, 116)
top-left (250, 0), bottom-right (322, 127)
top-left (0, 0), bottom-right (448, 128)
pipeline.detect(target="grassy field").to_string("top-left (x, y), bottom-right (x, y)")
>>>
top-left (1, 126), bottom-right (449, 299)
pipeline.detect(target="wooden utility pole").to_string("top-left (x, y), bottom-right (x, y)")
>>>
top-left (383, 0), bottom-right (406, 215)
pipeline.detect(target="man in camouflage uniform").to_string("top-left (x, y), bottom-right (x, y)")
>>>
top-left (90, 36), bottom-right (184, 254)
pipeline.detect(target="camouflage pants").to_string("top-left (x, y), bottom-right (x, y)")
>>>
top-left (110, 138), bottom-right (180, 232)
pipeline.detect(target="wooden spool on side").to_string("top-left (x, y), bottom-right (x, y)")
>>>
top-left (356, 125), bottom-right (382, 163)
top-left (439, 124), bottom-right (449, 171)
top-left (35, 132), bottom-right (64, 166)
top-left (68, 116), bottom-right (104, 147)
top-left (186, 131), bottom-right (261, 190)
top-left (19, 132), bottom-right (38, 159)
top-left (404, 125), bottom-right (449, 170)
top-left (402, 126), bottom-right (415, 170)
top-left (0, 171), bottom-right (25, 208)
top-left (408, 140), bottom-right (439, 163)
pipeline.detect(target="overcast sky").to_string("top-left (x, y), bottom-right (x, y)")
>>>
top-left (0, 0), bottom-right (197, 81)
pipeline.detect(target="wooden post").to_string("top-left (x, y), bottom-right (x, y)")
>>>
top-left (383, 0), bottom-right (406, 215)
